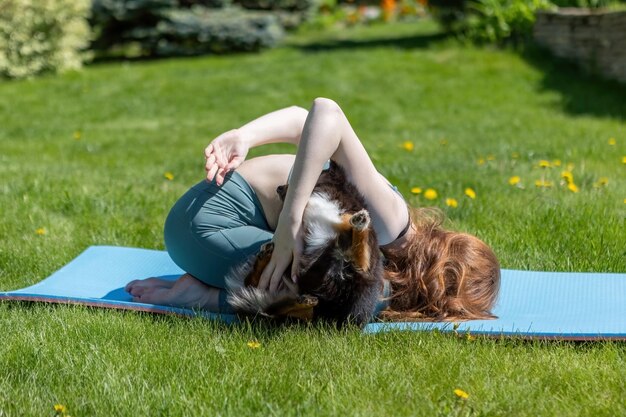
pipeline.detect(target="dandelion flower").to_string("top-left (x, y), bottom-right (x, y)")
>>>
top-left (477, 157), bottom-right (485, 165)
top-left (538, 160), bottom-right (551, 168)
top-left (445, 198), bottom-right (458, 208)
top-left (608, 137), bottom-right (616, 145)
top-left (54, 404), bottom-right (67, 414)
top-left (561, 171), bottom-right (573, 184)
top-left (35, 228), bottom-right (47, 235)
top-left (402, 141), bottom-right (414, 152)
top-left (508, 176), bottom-right (521, 186)
top-left (440, 139), bottom-right (448, 146)
top-left (622, 156), bottom-right (625, 164)
top-left (73, 131), bottom-right (81, 140)
top-left (566, 163), bottom-right (575, 171)
top-left (466, 334), bottom-right (475, 341)
top-left (454, 389), bottom-right (469, 400)
top-left (552, 159), bottom-right (561, 167)
top-left (247, 341), bottom-right (261, 349)
top-left (164, 172), bottom-right (174, 181)
top-left (410, 187), bottom-right (422, 195)
top-left (567, 183), bottom-right (579, 193)
top-left (511, 152), bottom-right (520, 159)
top-left (424, 188), bottom-right (438, 200)
top-left (464, 188), bottom-right (476, 199)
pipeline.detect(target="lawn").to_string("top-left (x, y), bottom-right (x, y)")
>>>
top-left (1, 18), bottom-right (625, 417)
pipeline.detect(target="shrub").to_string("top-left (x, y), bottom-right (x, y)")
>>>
top-left (463, 0), bottom-right (555, 43)
top-left (91, 2), bottom-right (284, 57)
top-left (149, 7), bottom-right (284, 56)
top-left (429, 0), bottom-right (556, 43)
top-left (0, 0), bottom-right (91, 79)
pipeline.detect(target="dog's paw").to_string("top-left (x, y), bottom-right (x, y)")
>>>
top-left (349, 209), bottom-right (370, 231)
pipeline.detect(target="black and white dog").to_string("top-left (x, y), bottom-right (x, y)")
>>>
top-left (225, 161), bottom-right (385, 326)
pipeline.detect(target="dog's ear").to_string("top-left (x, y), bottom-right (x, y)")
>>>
top-left (276, 184), bottom-right (288, 201)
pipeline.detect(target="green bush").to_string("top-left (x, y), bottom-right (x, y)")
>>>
top-left (149, 7), bottom-right (284, 56)
top-left (463, 0), bottom-right (555, 43)
top-left (0, 0), bottom-right (91, 79)
top-left (91, 1), bottom-right (285, 57)
top-left (429, 0), bottom-right (555, 44)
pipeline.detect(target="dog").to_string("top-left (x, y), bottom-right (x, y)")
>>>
top-left (225, 161), bottom-right (385, 326)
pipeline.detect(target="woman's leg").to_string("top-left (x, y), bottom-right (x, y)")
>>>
top-left (126, 171), bottom-right (273, 312)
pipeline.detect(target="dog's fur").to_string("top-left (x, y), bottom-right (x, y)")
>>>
top-left (225, 161), bottom-right (384, 326)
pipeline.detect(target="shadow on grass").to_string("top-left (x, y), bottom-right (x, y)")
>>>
top-left (521, 45), bottom-right (626, 121)
top-left (293, 32), bottom-right (450, 53)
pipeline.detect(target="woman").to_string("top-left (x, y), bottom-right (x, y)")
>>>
top-left (126, 97), bottom-right (500, 321)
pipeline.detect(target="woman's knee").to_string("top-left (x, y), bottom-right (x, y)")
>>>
top-left (312, 97), bottom-right (343, 114)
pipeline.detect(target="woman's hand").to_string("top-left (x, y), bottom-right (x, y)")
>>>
top-left (258, 216), bottom-right (305, 292)
top-left (204, 128), bottom-right (250, 186)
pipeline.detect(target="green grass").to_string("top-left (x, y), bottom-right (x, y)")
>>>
top-left (1, 18), bottom-right (625, 416)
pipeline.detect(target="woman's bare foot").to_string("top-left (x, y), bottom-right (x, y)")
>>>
top-left (125, 277), bottom-right (176, 294)
top-left (125, 273), bottom-right (221, 311)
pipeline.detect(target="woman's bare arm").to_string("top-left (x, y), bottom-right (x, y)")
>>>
top-left (257, 97), bottom-right (409, 291)
top-left (205, 106), bottom-right (308, 184)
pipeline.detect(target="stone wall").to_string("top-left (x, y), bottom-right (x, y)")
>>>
top-left (533, 8), bottom-right (626, 83)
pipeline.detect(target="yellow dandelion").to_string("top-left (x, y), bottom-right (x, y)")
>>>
top-left (486, 154), bottom-right (495, 161)
top-left (623, 198), bottom-right (626, 204)
top-left (445, 198), bottom-right (458, 208)
top-left (552, 159), bottom-right (561, 167)
top-left (622, 156), bottom-right (625, 164)
top-left (561, 171), bottom-right (573, 184)
top-left (73, 131), bottom-right (81, 140)
top-left (440, 139), bottom-right (448, 146)
top-left (247, 341), bottom-right (261, 349)
top-left (402, 141), bottom-right (414, 152)
top-left (410, 187), bottom-right (422, 195)
top-left (508, 176), bottom-right (521, 186)
top-left (511, 152), bottom-right (520, 159)
top-left (538, 160), bottom-right (551, 168)
top-left (477, 157), bottom-right (485, 166)
top-left (466, 333), bottom-right (475, 341)
top-left (608, 137), bottom-right (616, 145)
top-left (567, 183), bottom-right (579, 193)
top-left (464, 188), bottom-right (476, 199)
top-left (566, 163), bottom-right (575, 172)
top-left (54, 404), bottom-right (67, 414)
top-left (35, 227), bottom-right (47, 235)
top-left (454, 389), bottom-right (469, 400)
top-left (424, 188), bottom-right (438, 200)
top-left (164, 172), bottom-right (174, 181)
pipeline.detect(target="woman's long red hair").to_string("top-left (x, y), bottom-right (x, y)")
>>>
top-left (380, 207), bottom-right (500, 322)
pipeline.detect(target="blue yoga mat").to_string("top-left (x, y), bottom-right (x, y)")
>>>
top-left (1, 246), bottom-right (624, 340)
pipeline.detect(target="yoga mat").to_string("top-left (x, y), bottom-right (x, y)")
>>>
top-left (1, 246), bottom-right (624, 340)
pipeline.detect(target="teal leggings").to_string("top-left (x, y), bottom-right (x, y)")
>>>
top-left (164, 171), bottom-right (272, 311)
